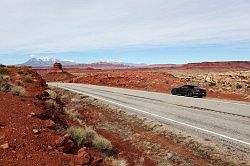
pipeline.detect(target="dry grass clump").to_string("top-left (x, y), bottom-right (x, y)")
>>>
top-left (67, 126), bottom-right (111, 151)
top-left (0, 66), bottom-right (9, 74)
top-left (45, 99), bottom-right (58, 109)
top-left (84, 126), bottom-right (97, 140)
top-left (92, 135), bottom-right (112, 151)
top-left (64, 108), bottom-right (82, 123)
top-left (67, 126), bottom-right (98, 146)
top-left (67, 127), bottom-right (86, 146)
top-left (11, 86), bottom-right (26, 96)
top-left (2, 75), bottom-right (10, 81)
top-left (0, 83), bottom-right (12, 92)
top-left (24, 75), bottom-right (33, 83)
top-left (46, 90), bottom-right (57, 100)
top-left (105, 157), bottom-right (128, 166)
top-left (15, 80), bottom-right (22, 86)
top-left (71, 98), bottom-right (81, 103)
top-left (60, 95), bottom-right (69, 103)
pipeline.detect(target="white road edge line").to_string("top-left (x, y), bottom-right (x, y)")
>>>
top-left (54, 84), bottom-right (250, 147)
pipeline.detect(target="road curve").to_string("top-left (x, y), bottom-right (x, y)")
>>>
top-left (49, 83), bottom-right (250, 150)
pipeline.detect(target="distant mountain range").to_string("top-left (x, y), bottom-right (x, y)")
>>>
top-left (19, 58), bottom-right (250, 70)
top-left (20, 58), bottom-right (181, 69)
top-left (20, 57), bottom-right (77, 67)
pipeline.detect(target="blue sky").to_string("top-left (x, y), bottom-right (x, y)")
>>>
top-left (0, 0), bottom-right (249, 65)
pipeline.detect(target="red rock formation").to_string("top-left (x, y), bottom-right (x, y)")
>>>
top-left (51, 63), bottom-right (63, 72)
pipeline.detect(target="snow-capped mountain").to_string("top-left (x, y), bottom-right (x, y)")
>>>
top-left (20, 57), bottom-right (77, 67)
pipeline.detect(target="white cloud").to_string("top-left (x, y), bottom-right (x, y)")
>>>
top-left (0, 0), bottom-right (250, 54)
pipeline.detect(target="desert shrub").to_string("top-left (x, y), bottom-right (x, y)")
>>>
top-left (60, 95), bottom-right (68, 103)
top-left (84, 127), bottom-right (97, 140)
top-left (15, 80), bottom-right (22, 86)
top-left (17, 70), bottom-right (24, 74)
top-left (45, 99), bottom-right (58, 109)
top-left (11, 86), bottom-right (26, 96)
top-left (0, 83), bottom-right (12, 92)
top-left (64, 108), bottom-right (81, 120)
top-left (208, 82), bottom-right (216, 87)
top-left (93, 135), bottom-right (112, 151)
top-left (106, 158), bottom-right (128, 166)
top-left (67, 127), bottom-right (86, 146)
top-left (0, 67), bottom-right (9, 75)
top-left (2, 75), bottom-right (10, 81)
top-left (46, 90), bottom-right (57, 100)
top-left (66, 126), bottom-right (98, 146)
top-left (236, 84), bottom-right (242, 89)
top-left (24, 75), bottom-right (33, 83)
top-left (71, 98), bottom-right (81, 103)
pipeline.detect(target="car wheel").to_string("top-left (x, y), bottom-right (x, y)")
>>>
top-left (172, 90), bottom-right (177, 95)
top-left (187, 91), bottom-right (193, 97)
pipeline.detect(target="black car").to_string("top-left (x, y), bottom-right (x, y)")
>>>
top-left (171, 85), bottom-right (206, 98)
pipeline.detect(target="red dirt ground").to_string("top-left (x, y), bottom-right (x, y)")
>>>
top-left (179, 61), bottom-right (250, 71)
top-left (68, 70), bottom-right (248, 102)
top-left (71, 70), bottom-right (185, 92)
top-left (0, 92), bottom-right (76, 165)
top-left (42, 71), bottom-right (76, 82)
top-left (0, 67), bottom-right (105, 165)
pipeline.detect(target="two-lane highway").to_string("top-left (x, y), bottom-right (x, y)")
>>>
top-left (49, 83), bottom-right (250, 150)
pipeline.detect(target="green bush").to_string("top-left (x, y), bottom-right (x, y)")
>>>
top-left (11, 86), bottom-right (26, 96)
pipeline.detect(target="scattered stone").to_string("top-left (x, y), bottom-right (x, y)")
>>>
top-left (77, 148), bottom-right (90, 165)
top-left (32, 129), bottom-right (39, 134)
top-left (54, 134), bottom-right (74, 153)
top-left (30, 112), bottom-right (36, 116)
top-left (48, 145), bottom-right (53, 150)
top-left (91, 157), bottom-right (103, 166)
top-left (54, 134), bottom-right (70, 147)
top-left (54, 137), bottom-right (65, 147)
top-left (62, 139), bottom-right (74, 153)
top-left (0, 143), bottom-right (9, 149)
top-left (43, 119), bottom-right (55, 128)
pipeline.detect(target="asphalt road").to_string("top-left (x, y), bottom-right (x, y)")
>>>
top-left (49, 83), bottom-right (250, 150)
